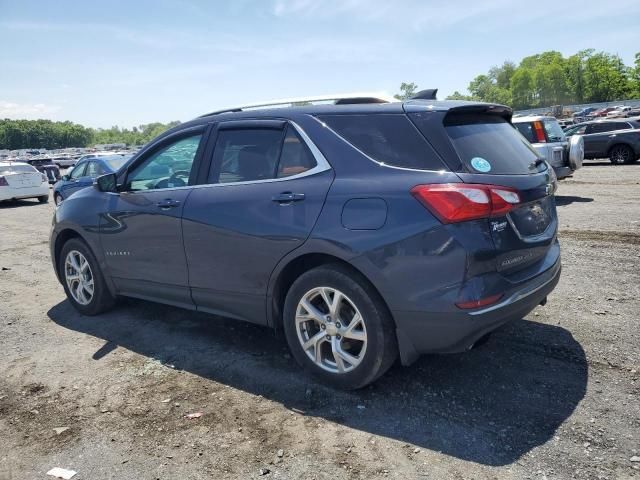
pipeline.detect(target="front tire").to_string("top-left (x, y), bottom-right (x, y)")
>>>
top-left (609, 144), bottom-right (634, 165)
top-left (59, 238), bottom-right (115, 315)
top-left (54, 193), bottom-right (63, 206)
top-left (283, 264), bottom-right (397, 389)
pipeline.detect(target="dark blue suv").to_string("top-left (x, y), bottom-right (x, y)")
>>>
top-left (50, 96), bottom-right (561, 389)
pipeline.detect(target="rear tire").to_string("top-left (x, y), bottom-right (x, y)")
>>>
top-left (283, 264), bottom-right (397, 390)
top-left (38, 195), bottom-right (49, 203)
top-left (609, 144), bottom-right (634, 165)
top-left (59, 238), bottom-right (116, 315)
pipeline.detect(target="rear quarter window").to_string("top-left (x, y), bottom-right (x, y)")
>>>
top-left (317, 114), bottom-right (446, 170)
top-left (443, 114), bottom-right (544, 175)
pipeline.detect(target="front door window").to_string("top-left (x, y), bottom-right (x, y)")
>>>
top-left (126, 134), bottom-right (202, 191)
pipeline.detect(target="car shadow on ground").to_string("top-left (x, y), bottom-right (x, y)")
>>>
top-left (48, 298), bottom-right (587, 467)
top-left (555, 195), bottom-right (594, 206)
top-left (0, 199), bottom-right (46, 209)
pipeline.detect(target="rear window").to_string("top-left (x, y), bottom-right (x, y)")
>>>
top-left (0, 164), bottom-right (36, 175)
top-left (542, 119), bottom-right (566, 142)
top-left (318, 114), bottom-right (446, 170)
top-left (444, 114), bottom-right (544, 175)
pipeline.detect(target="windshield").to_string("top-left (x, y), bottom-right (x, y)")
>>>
top-left (444, 114), bottom-right (545, 175)
top-left (543, 119), bottom-right (566, 142)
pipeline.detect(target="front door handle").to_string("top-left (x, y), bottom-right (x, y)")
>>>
top-left (272, 192), bottom-right (305, 204)
top-left (156, 199), bottom-right (181, 209)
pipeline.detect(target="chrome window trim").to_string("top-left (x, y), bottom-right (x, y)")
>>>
top-left (311, 116), bottom-right (448, 174)
top-left (120, 120), bottom-right (331, 194)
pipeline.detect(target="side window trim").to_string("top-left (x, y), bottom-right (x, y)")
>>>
top-left (122, 125), bottom-right (208, 193)
top-left (198, 120), bottom-right (331, 187)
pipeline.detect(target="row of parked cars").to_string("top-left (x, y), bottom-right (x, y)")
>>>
top-left (573, 105), bottom-right (640, 123)
top-left (512, 115), bottom-right (640, 173)
top-left (0, 152), bottom-right (132, 204)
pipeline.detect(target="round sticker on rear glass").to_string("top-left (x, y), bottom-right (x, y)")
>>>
top-left (471, 157), bottom-right (491, 173)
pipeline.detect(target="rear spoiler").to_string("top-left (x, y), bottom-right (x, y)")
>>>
top-left (409, 89), bottom-right (438, 100)
top-left (445, 104), bottom-right (513, 122)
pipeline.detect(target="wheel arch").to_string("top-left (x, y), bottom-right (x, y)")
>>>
top-left (53, 228), bottom-right (85, 278)
top-left (608, 142), bottom-right (635, 157)
top-left (268, 252), bottom-right (395, 332)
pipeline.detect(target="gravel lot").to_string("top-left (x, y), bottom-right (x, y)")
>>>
top-left (1, 161), bottom-right (639, 480)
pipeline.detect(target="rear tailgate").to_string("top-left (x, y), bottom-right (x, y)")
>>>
top-left (408, 104), bottom-right (558, 276)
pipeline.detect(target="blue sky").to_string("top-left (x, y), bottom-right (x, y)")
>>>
top-left (1, 0), bottom-right (639, 128)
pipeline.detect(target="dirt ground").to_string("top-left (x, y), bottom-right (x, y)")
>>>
top-left (1, 160), bottom-right (639, 480)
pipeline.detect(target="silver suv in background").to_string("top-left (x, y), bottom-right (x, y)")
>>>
top-left (512, 116), bottom-right (583, 179)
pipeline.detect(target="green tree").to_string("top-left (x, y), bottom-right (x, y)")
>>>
top-left (445, 91), bottom-right (475, 101)
top-left (583, 52), bottom-right (631, 102)
top-left (394, 82), bottom-right (418, 100)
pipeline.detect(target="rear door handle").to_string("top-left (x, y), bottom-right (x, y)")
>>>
top-left (156, 199), bottom-right (181, 209)
top-left (272, 192), bottom-right (305, 203)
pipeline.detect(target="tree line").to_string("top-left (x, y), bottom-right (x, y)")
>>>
top-left (0, 119), bottom-right (180, 151)
top-left (398, 49), bottom-right (640, 110)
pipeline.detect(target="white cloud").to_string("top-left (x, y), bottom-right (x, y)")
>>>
top-left (0, 101), bottom-right (61, 120)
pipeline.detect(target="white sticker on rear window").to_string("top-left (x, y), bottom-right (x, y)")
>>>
top-left (471, 157), bottom-right (491, 173)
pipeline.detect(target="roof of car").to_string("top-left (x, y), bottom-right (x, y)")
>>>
top-left (150, 98), bottom-right (514, 146)
top-left (196, 99), bottom-right (511, 121)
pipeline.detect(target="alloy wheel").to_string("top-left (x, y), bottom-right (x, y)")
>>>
top-left (611, 146), bottom-right (630, 164)
top-left (64, 250), bottom-right (94, 305)
top-left (295, 287), bottom-right (367, 374)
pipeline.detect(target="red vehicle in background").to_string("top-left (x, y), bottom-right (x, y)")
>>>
top-left (592, 107), bottom-right (617, 118)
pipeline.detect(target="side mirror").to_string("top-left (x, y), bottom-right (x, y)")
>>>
top-left (61, 174), bottom-right (69, 181)
top-left (94, 173), bottom-right (118, 193)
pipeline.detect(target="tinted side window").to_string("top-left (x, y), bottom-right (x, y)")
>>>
top-left (513, 122), bottom-right (536, 143)
top-left (210, 128), bottom-right (284, 184)
top-left (318, 114), bottom-right (446, 170)
top-left (278, 125), bottom-right (317, 178)
top-left (590, 123), bottom-right (618, 134)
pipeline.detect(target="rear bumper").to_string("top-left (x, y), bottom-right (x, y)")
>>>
top-left (394, 257), bottom-right (561, 365)
top-left (553, 165), bottom-right (574, 180)
top-left (0, 183), bottom-right (50, 201)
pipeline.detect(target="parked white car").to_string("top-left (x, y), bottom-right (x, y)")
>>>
top-left (0, 162), bottom-right (50, 203)
top-left (606, 106), bottom-right (631, 118)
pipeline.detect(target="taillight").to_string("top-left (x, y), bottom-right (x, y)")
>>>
top-left (533, 121), bottom-right (547, 143)
top-left (410, 184), bottom-right (521, 224)
top-left (456, 293), bottom-right (503, 309)
top-left (0, 176), bottom-right (8, 187)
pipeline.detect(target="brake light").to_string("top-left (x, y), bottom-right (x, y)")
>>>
top-left (533, 121), bottom-right (547, 143)
top-left (456, 293), bottom-right (503, 309)
top-left (0, 176), bottom-right (8, 187)
top-left (410, 184), bottom-right (521, 223)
